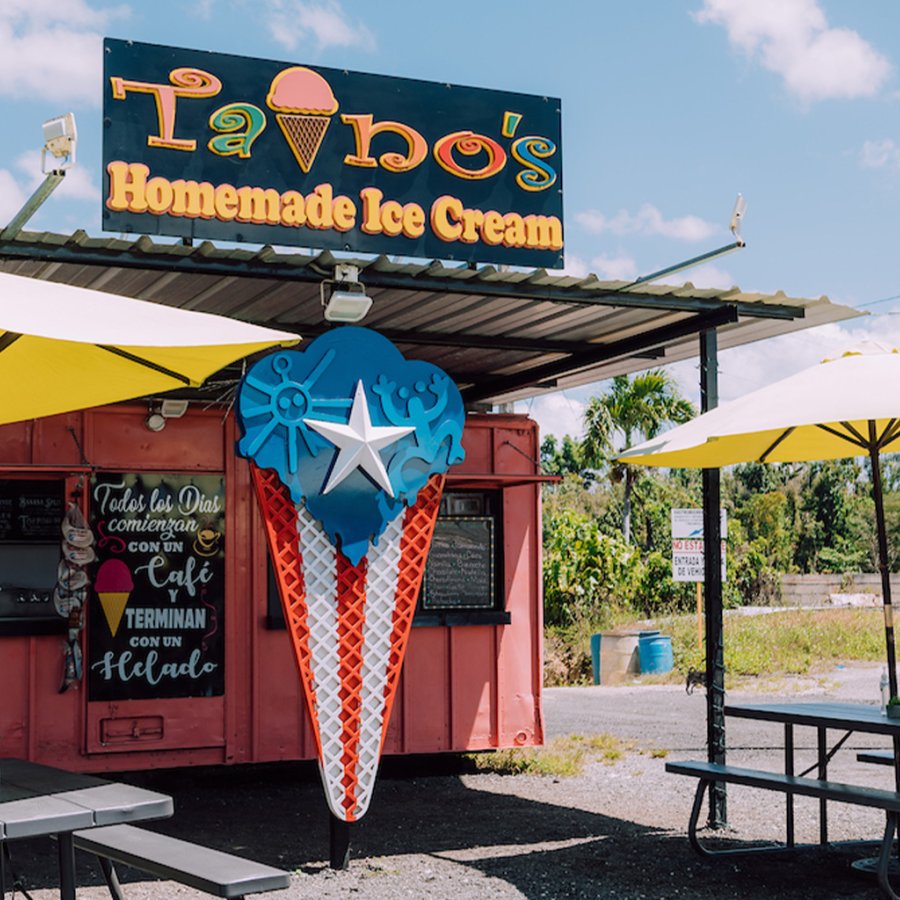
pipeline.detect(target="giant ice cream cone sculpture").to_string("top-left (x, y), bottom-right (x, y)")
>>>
top-left (94, 558), bottom-right (133, 638)
top-left (266, 66), bottom-right (338, 173)
top-left (236, 328), bottom-right (465, 822)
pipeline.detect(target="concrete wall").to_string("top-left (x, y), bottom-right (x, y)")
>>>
top-left (780, 573), bottom-right (900, 607)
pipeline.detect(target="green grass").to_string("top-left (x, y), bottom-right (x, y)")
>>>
top-left (467, 733), bottom-right (634, 777)
top-left (545, 607), bottom-right (887, 687)
top-left (662, 607), bottom-right (885, 679)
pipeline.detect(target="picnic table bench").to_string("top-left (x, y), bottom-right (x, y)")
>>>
top-left (74, 823), bottom-right (291, 899)
top-left (667, 702), bottom-right (900, 900)
top-left (667, 760), bottom-right (900, 898)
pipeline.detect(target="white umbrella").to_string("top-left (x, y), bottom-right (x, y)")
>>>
top-left (0, 271), bottom-right (299, 423)
top-left (620, 342), bottom-right (900, 698)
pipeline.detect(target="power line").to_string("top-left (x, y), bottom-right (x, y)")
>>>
top-left (855, 293), bottom-right (900, 310)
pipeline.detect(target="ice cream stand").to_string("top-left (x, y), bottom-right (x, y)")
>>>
top-left (0, 38), bottom-right (861, 855)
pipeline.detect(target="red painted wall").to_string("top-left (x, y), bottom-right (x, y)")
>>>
top-left (0, 406), bottom-right (543, 772)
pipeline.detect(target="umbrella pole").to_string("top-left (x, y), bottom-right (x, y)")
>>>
top-left (870, 446), bottom-right (898, 700)
top-left (870, 445), bottom-right (900, 793)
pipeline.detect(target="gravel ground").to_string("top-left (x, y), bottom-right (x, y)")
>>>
top-left (10, 661), bottom-right (900, 899)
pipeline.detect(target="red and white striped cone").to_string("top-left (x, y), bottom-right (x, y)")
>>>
top-left (251, 464), bottom-right (443, 821)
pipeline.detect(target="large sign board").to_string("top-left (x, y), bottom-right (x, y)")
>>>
top-left (102, 39), bottom-right (564, 268)
top-left (671, 508), bottom-right (727, 583)
top-left (88, 473), bottom-right (225, 701)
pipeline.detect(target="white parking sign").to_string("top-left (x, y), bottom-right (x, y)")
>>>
top-left (671, 509), bottom-right (726, 582)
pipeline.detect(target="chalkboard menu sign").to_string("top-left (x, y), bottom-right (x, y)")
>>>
top-left (423, 517), bottom-right (495, 610)
top-left (88, 473), bottom-right (225, 701)
top-left (0, 480), bottom-right (65, 542)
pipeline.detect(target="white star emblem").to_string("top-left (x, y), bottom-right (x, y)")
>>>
top-left (304, 381), bottom-right (414, 496)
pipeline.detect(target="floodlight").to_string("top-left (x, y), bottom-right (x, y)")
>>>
top-left (321, 264), bottom-right (372, 323)
top-left (145, 399), bottom-right (190, 431)
top-left (730, 193), bottom-right (747, 244)
top-left (324, 289), bottom-right (373, 323)
top-left (41, 113), bottom-right (77, 173)
top-left (160, 399), bottom-right (189, 419)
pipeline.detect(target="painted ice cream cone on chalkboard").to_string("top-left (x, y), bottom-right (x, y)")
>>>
top-left (94, 558), bottom-right (133, 637)
top-left (235, 327), bottom-right (464, 822)
top-left (266, 67), bottom-right (338, 173)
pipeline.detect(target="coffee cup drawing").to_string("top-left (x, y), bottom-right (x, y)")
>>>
top-left (193, 528), bottom-right (221, 557)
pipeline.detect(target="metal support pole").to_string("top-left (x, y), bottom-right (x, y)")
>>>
top-left (700, 327), bottom-right (727, 829)
top-left (329, 814), bottom-right (351, 870)
top-left (868, 440), bottom-right (900, 793)
top-left (0, 172), bottom-right (65, 240)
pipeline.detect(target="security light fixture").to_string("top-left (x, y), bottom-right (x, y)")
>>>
top-left (145, 399), bottom-right (189, 431)
top-left (321, 264), bottom-right (372, 324)
top-left (41, 113), bottom-right (77, 173)
top-left (160, 399), bottom-right (189, 419)
top-left (1, 113), bottom-right (78, 239)
top-left (730, 193), bottom-right (747, 245)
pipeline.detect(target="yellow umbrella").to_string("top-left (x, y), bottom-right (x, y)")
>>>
top-left (620, 342), bottom-right (900, 698)
top-left (0, 271), bottom-right (299, 423)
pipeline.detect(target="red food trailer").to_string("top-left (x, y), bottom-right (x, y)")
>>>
top-left (0, 404), bottom-right (544, 772)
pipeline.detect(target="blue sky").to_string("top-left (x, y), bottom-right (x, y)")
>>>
top-left (2, 0), bottom-right (900, 438)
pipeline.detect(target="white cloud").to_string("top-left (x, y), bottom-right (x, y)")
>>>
top-left (518, 314), bottom-right (900, 440)
top-left (16, 150), bottom-right (100, 202)
top-left (860, 139), bottom-right (900, 169)
top-left (265, 0), bottom-right (375, 52)
top-left (664, 263), bottom-right (735, 290)
top-left (575, 203), bottom-right (719, 242)
top-left (654, 317), bottom-right (889, 411)
top-left (0, 168), bottom-right (28, 224)
top-left (0, 2), bottom-right (127, 106)
top-left (190, 0), bottom-right (216, 19)
top-left (516, 391), bottom-right (588, 441)
top-left (558, 253), bottom-right (589, 279)
top-left (694, 0), bottom-right (892, 102)
top-left (588, 254), bottom-right (638, 282)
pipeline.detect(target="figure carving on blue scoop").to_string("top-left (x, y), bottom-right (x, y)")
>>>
top-left (235, 327), bottom-right (465, 564)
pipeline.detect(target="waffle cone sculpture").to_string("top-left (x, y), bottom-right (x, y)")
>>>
top-left (236, 328), bottom-right (465, 822)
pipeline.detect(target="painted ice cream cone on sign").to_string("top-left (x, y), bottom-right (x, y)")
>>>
top-left (266, 67), bottom-right (338, 173)
top-left (235, 328), bottom-right (465, 822)
top-left (94, 559), bottom-right (133, 637)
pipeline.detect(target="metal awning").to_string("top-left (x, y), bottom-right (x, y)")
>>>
top-left (0, 230), bottom-right (861, 407)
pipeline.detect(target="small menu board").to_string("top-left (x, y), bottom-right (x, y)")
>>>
top-left (423, 517), bottom-right (495, 610)
top-left (0, 480), bottom-right (65, 542)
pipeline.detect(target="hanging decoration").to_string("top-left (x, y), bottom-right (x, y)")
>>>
top-left (55, 502), bottom-right (95, 692)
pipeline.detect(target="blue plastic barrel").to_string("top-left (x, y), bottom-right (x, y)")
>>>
top-left (639, 633), bottom-right (674, 675)
top-left (590, 633), bottom-right (602, 685)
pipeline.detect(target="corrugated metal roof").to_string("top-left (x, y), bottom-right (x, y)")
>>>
top-left (0, 230), bottom-right (862, 406)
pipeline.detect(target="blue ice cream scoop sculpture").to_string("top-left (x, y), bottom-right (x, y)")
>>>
top-left (235, 327), bottom-right (465, 563)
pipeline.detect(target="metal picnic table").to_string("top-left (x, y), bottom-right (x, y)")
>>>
top-left (0, 757), bottom-right (173, 899)
top-left (725, 701), bottom-right (900, 845)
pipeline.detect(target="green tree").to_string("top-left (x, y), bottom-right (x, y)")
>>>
top-left (581, 371), bottom-right (695, 542)
top-left (794, 459), bottom-right (872, 573)
top-left (540, 434), bottom-right (588, 481)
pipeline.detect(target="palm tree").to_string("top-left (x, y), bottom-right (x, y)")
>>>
top-left (582, 370), bottom-right (695, 542)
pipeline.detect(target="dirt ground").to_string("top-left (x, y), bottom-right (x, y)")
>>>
top-left (10, 662), bottom-right (900, 899)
